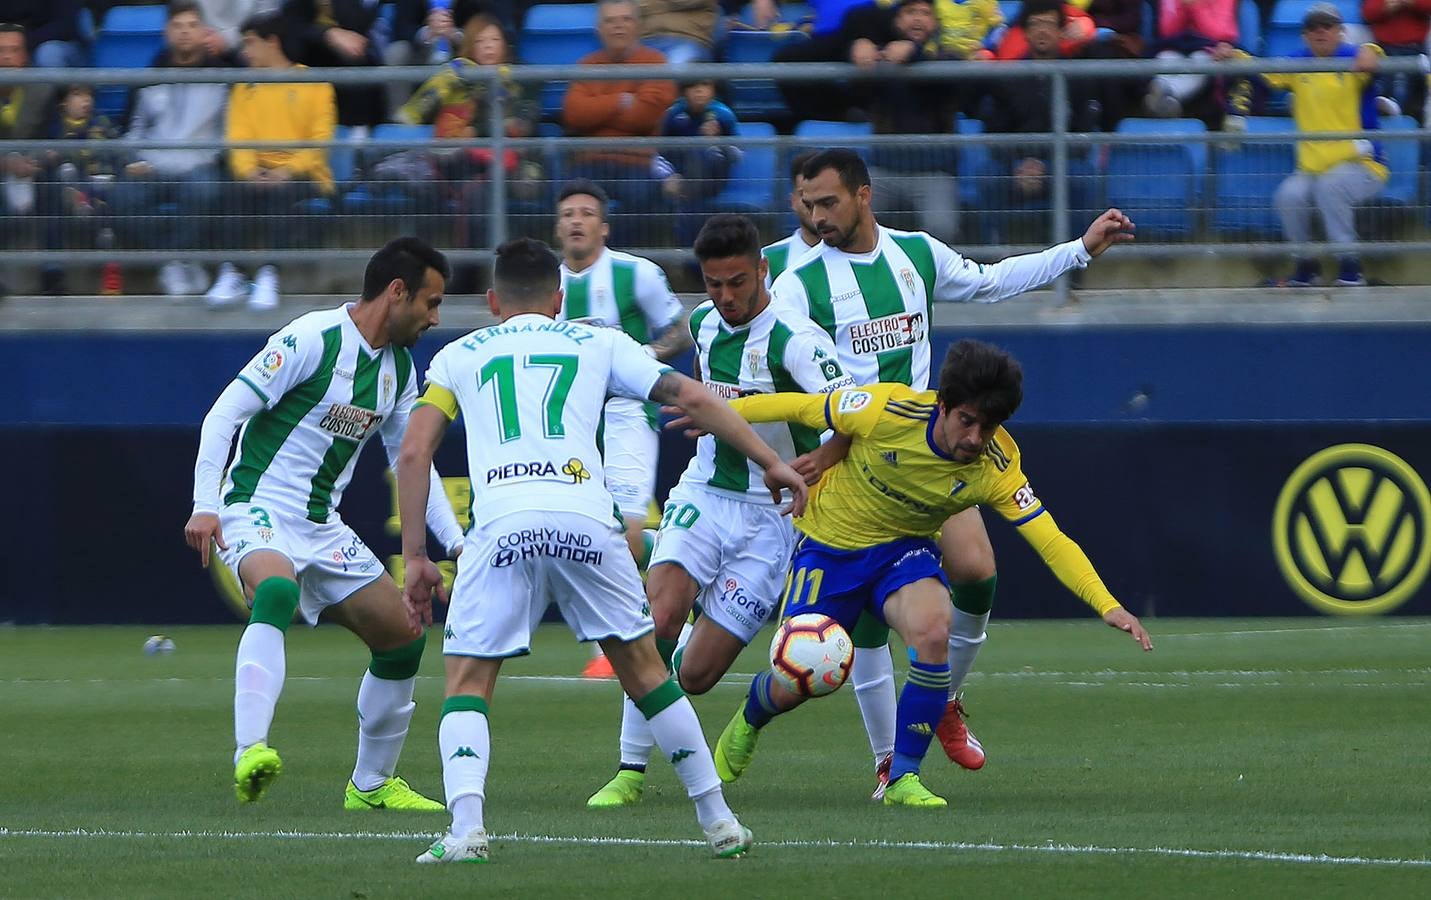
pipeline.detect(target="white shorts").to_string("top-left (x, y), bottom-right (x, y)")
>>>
top-left (217, 503), bottom-right (385, 626)
top-left (649, 482), bottom-right (796, 645)
top-left (444, 510), bottom-right (654, 658)
top-left (603, 396), bottom-right (658, 520)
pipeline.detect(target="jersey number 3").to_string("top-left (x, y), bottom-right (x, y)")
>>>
top-left (479, 354), bottom-right (579, 443)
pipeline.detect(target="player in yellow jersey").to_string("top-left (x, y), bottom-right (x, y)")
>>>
top-left (708, 339), bottom-right (1152, 808)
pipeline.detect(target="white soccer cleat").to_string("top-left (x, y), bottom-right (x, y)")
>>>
top-left (205, 262), bottom-right (247, 307)
top-left (159, 261), bottom-right (192, 297)
top-left (249, 265), bottom-right (280, 310)
top-left (415, 827), bottom-right (489, 864)
top-left (704, 817), bottom-right (753, 859)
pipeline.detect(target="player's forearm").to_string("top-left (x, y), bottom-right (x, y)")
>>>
top-left (1018, 512), bottom-right (1122, 616)
top-left (961, 239), bottom-right (1092, 304)
top-left (425, 464), bottom-right (464, 554)
top-left (668, 377), bottom-right (782, 471)
top-left (396, 406), bottom-right (450, 558)
top-left (192, 379), bottom-right (264, 513)
top-left (648, 315), bottom-right (693, 361)
top-left (727, 392), bottom-right (830, 430)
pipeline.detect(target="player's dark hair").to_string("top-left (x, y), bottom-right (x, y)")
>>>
top-left (693, 214), bottom-right (762, 263)
top-left (239, 11), bottom-right (286, 41)
top-left (493, 238), bottom-right (561, 306)
top-left (362, 237), bottom-right (450, 302)
top-left (557, 180), bottom-right (609, 219)
top-left (168, 1), bottom-right (203, 22)
top-left (789, 150), bottom-right (818, 186)
top-left (936, 340), bottom-right (1024, 425)
top-left (801, 148), bottom-right (870, 195)
top-left (1018, 0), bottom-right (1066, 27)
top-left (0, 23), bottom-right (27, 37)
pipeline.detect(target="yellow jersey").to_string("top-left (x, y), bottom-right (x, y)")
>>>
top-left (730, 383), bottom-right (1122, 616)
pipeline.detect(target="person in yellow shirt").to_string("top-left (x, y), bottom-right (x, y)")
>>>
top-left (208, 12), bottom-right (338, 310)
top-left (708, 339), bottom-right (1152, 809)
top-left (1215, 4), bottom-right (1387, 287)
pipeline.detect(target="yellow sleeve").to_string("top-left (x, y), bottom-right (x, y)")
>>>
top-left (1016, 511), bottom-right (1122, 617)
top-left (416, 383), bottom-right (459, 421)
top-left (226, 85), bottom-right (257, 181)
top-left (1354, 43), bottom-right (1385, 89)
top-left (727, 392), bottom-right (829, 430)
top-left (291, 83), bottom-right (336, 192)
top-left (824, 385), bottom-right (896, 437)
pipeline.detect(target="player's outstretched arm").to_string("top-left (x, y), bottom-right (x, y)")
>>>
top-left (1080, 208), bottom-right (1136, 258)
top-left (185, 379), bottom-right (266, 567)
top-left (395, 402), bottom-right (453, 628)
top-left (650, 372), bottom-right (809, 515)
top-left (1103, 607), bottom-right (1153, 651)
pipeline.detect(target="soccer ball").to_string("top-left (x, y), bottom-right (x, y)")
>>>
top-left (143, 635), bottom-right (175, 656)
top-left (769, 614), bottom-right (853, 697)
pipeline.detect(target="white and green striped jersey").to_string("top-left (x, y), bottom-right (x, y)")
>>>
top-left (221, 305), bottom-right (419, 524)
top-left (769, 225), bottom-right (1092, 388)
top-left (761, 229), bottom-right (819, 289)
top-left (558, 247), bottom-right (683, 342)
top-left (424, 314), bottom-right (671, 527)
top-left (680, 301), bottom-right (855, 503)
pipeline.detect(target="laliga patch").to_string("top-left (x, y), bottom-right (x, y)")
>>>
top-left (249, 348), bottom-right (285, 384)
top-left (837, 391), bottom-right (872, 414)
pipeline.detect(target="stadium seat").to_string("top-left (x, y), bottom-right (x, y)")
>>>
top-left (93, 5), bottom-right (170, 117)
top-left (1210, 117), bottom-right (1295, 235)
top-left (733, 2), bottom-right (814, 26)
top-left (1238, 0), bottom-right (1263, 55)
top-left (722, 29), bottom-right (808, 121)
top-left (341, 124), bottom-right (435, 217)
top-left (519, 5), bottom-right (603, 121)
top-left (792, 120), bottom-right (873, 152)
top-left (100, 5), bottom-right (168, 34)
top-left (1378, 115), bottom-right (1419, 206)
top-left (712, 121), bottom-right (779, 212)
top-left (1106, 119), bottom-right (1208, 236)
top-left (999, 1), bottom-right (1021, 26)
top-left (955, 115), bottom-right (993, 210)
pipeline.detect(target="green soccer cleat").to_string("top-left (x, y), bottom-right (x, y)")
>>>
top-left (714, 706), bottom-right (760, 784)
top-left (345, 776), bottom-right (445, 811)
top-left (234, 742), bottom-right (283, 803)
top-left (882, 773), bottom-right (948, 809)
top-left (586, 769), bottom-right (645, 809)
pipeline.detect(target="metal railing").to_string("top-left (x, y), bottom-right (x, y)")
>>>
top-left (3, 57), bottom-right (1428, 294)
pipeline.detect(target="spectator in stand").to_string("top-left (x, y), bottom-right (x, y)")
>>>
top-left (639, 0), bottom-right (720, 65)
top-left (1144, 0), bottom-right (1239, 120)
top-left (281, 0), bottom-right (387, 129)
top-left (1077, 0), bottom-right (1150, 130)
top-left (562, 0), bottom-right (678, 215)
top-left (196, 0), bottom-right (279, 59)
top-left (1087, 0), bottom-right (1145, 55)
top-left (211, 13), bottom-right (337, 309)
top-left (6, 1), bottom-right (86, 69)
top-left (995, 1), bottom-right (1096, 58)
top-left (659, 79), bottom-right (740, 214)
top-left (394, 7), bottom-right (542, 243)
top-left (1, 23), bottom-right (54, 292)
top-left (112, 0), bottom-right (232, 297)
top-left (981, 0), bottom-right (1098, 243)
top-left (1363, 0), bottom-right (1430, 124)
top-left (1215, 3), bottom-right (1386, 286)
top-left (383, 1), bottom-right (513, 116)
top-left (36, 84), bottom-right (124, 295)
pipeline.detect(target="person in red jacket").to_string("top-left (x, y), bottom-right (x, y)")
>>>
top-left (562, 0), bottom-right (679, 216)
top-left (994, 2), bottom-right (1095, 58)
top-left (1363, 0), bottom-right (1431, 122)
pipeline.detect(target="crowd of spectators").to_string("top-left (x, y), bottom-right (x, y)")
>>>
top-left (0, 0), bottom-right (1424, 297)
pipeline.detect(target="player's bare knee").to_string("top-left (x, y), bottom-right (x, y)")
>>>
top-left (907, 611), bottom-right (952, 663)
top-left (651, 601), bottom-right (687, 638)
top-left (676, 659), bottom-right (719, 695)
top-left (945, 554), bottom-right (996, 585)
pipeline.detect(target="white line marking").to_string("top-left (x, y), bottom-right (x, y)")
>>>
top-left (1154, 622), bottom-right (1431, 638)
top-left (0, 827), bottom-right (1425, 869)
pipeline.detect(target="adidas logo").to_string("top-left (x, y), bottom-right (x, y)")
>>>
top-left (881, 451), bottom-right (899, 466)
top-left (906, 723), bottom-right (932, 736)
top-left (450, 746), bottom-right (480, 760)
top-left (670, 748), bottom-right (695, 764)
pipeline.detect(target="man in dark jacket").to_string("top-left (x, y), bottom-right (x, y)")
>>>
top-left (281, 0), bottom-right (387, 127)
top-left (6, 0), bottom-right (87, 68)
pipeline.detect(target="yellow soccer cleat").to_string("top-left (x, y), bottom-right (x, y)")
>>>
top-left (714, 706), bottom-right (760, 784)
top-left (586, 769), bottom-right (645, 809)
top-left (882, 773), bottom-right (948, 809)
top-left (344, 776), bottom-right (445, 811)
top-left (234, 742), bottom-right (283, 803)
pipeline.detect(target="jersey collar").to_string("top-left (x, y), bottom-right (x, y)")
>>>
top-left (926, 412), bottom-right (955, 461)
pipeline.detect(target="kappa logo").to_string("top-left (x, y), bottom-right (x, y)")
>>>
top-left (1273, 444), bottom-right (1431, 616)
top-left (281, 334), bottom-right (298, 350)
top-left (449, 746), bottom-right (480, 760)
top-left (444, 625), bottom-right (455, 640)
top-left (669, 748), bottom-right (695, 764)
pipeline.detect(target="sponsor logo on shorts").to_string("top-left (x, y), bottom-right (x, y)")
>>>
top-left (486, 457), bottom-right (590, 487)
top-left (319, 403), bottom-right (383, 442)
top-left (490, 528), bottom-right (605, 567)
top-left (838, 391), bottom-right (872, 414)
top-left (849, 312), bottom-right (926, 356)
top-left (894, 547), bottom-right (936, 568)
top-left (330, 534), bottom-right (364, 572)
top-left (719, 578), bottom-right (769, 630)
top-left (257, 527), bottom-right (274, 543)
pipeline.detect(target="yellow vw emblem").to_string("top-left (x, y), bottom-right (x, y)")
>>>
top-left (1272, 444), bottom-right (1431, 615)
top-left (562, 457), bottom-right (591, 484)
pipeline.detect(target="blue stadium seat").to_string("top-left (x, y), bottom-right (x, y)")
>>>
top-left (1106, 119), bottom-right (1208, 236)
top-left (1210, 117), bottom-right (1295, 234)
top-left (793, 120), bottom-right (873, 151)
top-left (93, 6), bottom-right (169, 120)
top-left (519, 5), bottom-right (602, 121)
top-left (955, 115), bottom-right (993, 209)
top-left (722, 30), bottom-right (808, 121)
top-left (1378, 115), bottom-right (1419, 206)
top-left (734, 3), bottom-right (814, 26)
top-left (330, 125), bottom-right (358, 185)
top-left (100, 5), bottom-right (168, 34)
top-left (713, 121), bottom-right (778, 212)
top-left (341, 124), bottom-right (435, 217)
top-left (999, 1), bottom-right (1021, 26)
top-left (1238, 0), bottom-right (1263, 55)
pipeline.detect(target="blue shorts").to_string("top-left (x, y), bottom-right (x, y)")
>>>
top-left (779, 534), bottom-right (949, 632)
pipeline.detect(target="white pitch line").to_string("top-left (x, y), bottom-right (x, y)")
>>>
top-left (0, 827), bottom-right (1426, 869)
top-left (1154, 622), bottom-right (1431, 638)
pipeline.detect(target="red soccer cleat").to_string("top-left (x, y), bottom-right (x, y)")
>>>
top-left (936, 696), bottom-right (986, 770)
top-left (582, 653), bottom-right (616, 680)
top-left (870, 753), bottom-right (892, 802)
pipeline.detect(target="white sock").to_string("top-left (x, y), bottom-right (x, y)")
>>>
top-left (351, 671), bottom-right (416, 791)
top-left (439, 709), bottom-right (490, 837)
top-left (233, 622), bottom-right (286, 761)
top-left (618, 695), bottom-right (656, 768)
top-left (646, 695), bottom-right (731, 829)
top-left (851, 644), bottom-right (897, 763)
top-left (948, 609), bottom-right (990, 699)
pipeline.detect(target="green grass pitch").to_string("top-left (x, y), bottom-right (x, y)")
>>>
top-left (2, 618), bottom-right (1429, 898)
